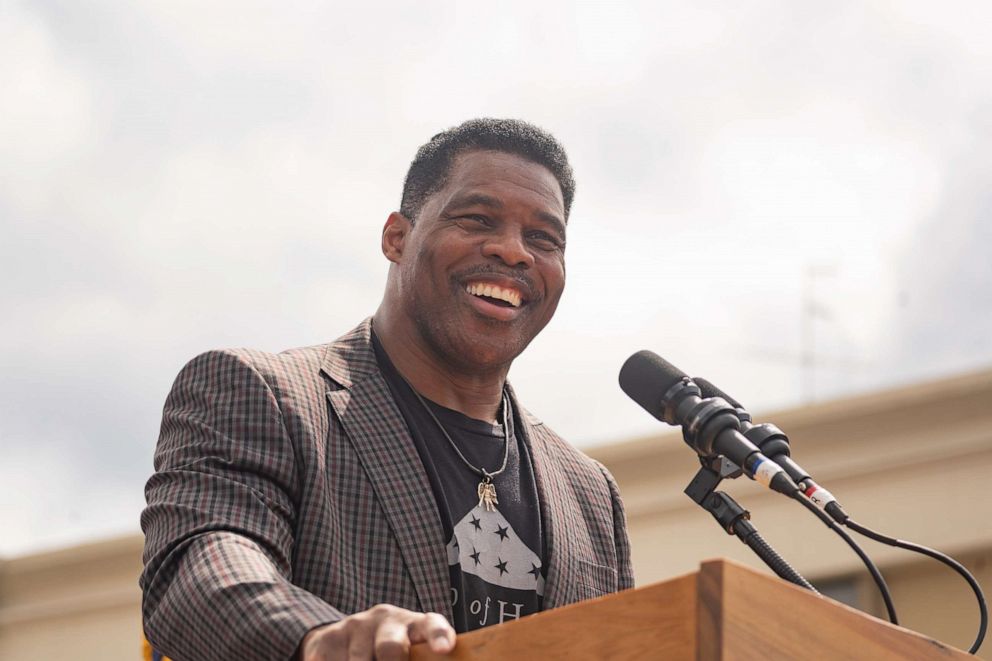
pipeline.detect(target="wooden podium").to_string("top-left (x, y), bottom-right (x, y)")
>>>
top-left (412, 559), bottom-right (977, 660)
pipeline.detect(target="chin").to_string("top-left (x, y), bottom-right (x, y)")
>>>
top-left (455, 333), bottom-right (524, 368)
top-left (437, 325), bottom-right (530, 371)
top-left (412, 302), bottom-right (541, 370)
top-left (465, 344), bottom-right (522, 369)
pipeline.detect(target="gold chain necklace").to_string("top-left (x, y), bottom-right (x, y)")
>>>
top-left (407, 386), bottom-right (510, 512)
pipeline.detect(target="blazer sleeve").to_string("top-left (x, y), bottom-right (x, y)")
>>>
top-left (140, 349), bottom-right (342, 661)
top-left (600, 463), bottom-right (635, 590)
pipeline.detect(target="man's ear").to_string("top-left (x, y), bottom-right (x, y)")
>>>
top-left (381, 211), bottom-right (412, 264)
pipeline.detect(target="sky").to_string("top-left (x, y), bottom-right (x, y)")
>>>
top-left (2, 0), bottom-right (991, 557)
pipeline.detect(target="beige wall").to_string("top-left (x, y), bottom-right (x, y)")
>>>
top-left (0, 536), bottom-right (144, 660)
top-left (2, 369), bottom-right (990, 659)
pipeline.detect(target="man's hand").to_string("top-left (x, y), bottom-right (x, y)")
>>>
top-left (300, 605), bottom-right (456, 661)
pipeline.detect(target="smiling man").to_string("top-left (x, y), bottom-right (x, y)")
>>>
top-left (141, 119), bottom-right (633, 661)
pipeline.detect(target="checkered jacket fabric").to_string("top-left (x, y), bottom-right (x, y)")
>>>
top-left (140, 319), bottom-right (634, 661)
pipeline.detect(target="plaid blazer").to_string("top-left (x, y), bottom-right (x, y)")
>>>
top-left (141, 319), bottom-right (633, 661)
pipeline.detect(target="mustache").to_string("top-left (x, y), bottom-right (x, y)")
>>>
top-left (455, 265), bottom-right (539, 300)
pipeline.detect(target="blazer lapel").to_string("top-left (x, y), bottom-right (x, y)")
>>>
top-left (321, 321), bottom-right (451, 619)
top-left (514, 401), bottom-right (586, 609)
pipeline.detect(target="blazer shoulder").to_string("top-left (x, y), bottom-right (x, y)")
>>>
top-left (170, 344), bottom-right (333, 418)
top-left (175, 343), bottom-right (329, 387)
top-left (167, 343), bottom-right (335, 456)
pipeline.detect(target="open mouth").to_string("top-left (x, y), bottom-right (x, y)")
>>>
top-left (478, 296), bottom-right (514, 307)
top-left (465, 282), bottom-right (524, 308)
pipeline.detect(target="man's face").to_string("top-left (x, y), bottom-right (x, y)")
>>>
top-left (388, 149), bottom-right (567, 372)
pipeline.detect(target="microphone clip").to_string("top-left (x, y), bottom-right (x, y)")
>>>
top-left (684, 455), bottom-right (743, 506)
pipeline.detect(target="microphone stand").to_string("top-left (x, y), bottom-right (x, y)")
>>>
top-left (684, 455), bottom-right (817, 592)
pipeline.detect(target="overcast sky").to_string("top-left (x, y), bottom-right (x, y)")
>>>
top-left (2, 0), bottom-right (991, 557)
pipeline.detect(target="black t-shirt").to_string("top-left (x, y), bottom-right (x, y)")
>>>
top-left (371, 333), bottom-right (546, 631)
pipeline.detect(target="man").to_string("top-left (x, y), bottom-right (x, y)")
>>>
top-left (141, 118), bottom-right (634, 661)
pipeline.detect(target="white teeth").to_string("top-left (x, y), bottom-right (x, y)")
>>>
top-left (465, 283), bottom-right (522, 308)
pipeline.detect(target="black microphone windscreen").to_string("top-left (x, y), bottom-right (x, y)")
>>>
top-left (694, 377), bottom-right (745, 409)
top-left (618, 350), bottom-right (689, 421)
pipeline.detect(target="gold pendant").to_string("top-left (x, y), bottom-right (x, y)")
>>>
top-left (477, 479), bottom-right (499, 512)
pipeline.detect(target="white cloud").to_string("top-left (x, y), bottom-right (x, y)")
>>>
top-left (0, 1), bottom-right (95, 214)
top-left (3, 0), bottom-right (992, 554)
top-left (0, 426), bottom-right (144, 557)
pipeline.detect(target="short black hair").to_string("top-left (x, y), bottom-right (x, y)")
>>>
top-left (400, 118), bottom-right (576, 223)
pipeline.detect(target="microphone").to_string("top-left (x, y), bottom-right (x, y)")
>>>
top-left (619, 350), bottom-right (799, 496)
top-left (693, 377), bottom-right (844, 518)
top-left (693, 377), bottom-right (989, 652)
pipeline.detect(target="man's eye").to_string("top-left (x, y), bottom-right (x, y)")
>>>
top-left (459, 215), bottom-right (492, 227)
top-left (529, 232), bottom-right (564, 250)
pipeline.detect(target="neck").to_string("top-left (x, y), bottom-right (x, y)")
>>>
top-left (372, 309), bottom-right (508, 422)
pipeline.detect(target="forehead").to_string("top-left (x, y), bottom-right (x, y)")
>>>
top-left (435, 150), bottom-right (565, 217)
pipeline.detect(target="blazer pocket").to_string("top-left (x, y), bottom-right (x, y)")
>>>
top-left (576, 559), bottom-right (618, 600)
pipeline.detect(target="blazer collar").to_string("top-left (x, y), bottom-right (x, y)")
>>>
top-left (318, 318), bottom-right (379, 389)
top-left (320, 319), bottom-right (451, 617)
top-left (517, 417), bottom-right (586, 609)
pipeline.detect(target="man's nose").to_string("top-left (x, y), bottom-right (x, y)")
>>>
top-left (481, 230), bottom-right (535, 269)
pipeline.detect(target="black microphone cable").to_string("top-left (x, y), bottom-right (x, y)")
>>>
top-left (827, 506), bottom-right (988, 654)
top-left (790, 491), bottom-right (899, 625)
